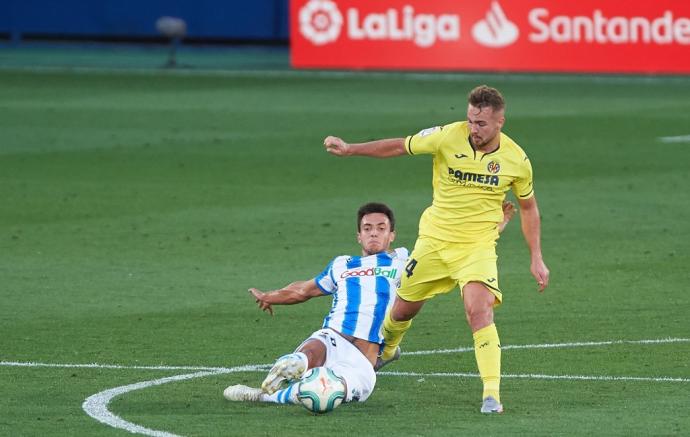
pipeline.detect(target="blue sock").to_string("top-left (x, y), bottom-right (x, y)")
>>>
top-left (261, 382), bottom-right (299, 404)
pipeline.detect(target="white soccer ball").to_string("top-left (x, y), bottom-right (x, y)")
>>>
top-left (297, 367), bottom-right (346, 414)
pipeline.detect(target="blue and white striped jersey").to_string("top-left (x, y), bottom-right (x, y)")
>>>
top-left (315, 247), bottom-right (409, 344)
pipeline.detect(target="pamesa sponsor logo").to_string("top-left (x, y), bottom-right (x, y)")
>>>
top-left (448, 166), bottom-right (500, 186)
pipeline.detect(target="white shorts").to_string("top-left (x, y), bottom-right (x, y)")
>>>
top-left (296, 328), bottom-right (376, 403)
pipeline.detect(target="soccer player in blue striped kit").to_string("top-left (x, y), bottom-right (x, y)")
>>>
top-left (224, 202), bottom-right (404, 405)
top-left (224, 201), bottom-right (515, 407)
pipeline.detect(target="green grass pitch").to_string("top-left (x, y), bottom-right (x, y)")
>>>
top-left (1, 66), bottom-right (689, 436)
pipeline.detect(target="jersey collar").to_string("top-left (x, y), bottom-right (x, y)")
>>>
top-left (468, 135), bottom-right (501, 161)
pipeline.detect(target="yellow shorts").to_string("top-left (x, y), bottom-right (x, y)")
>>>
top-left (398, 236), bottom-right (502, 305)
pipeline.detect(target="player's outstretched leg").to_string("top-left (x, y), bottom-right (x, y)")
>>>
top-left (380, 313), bottom-right (412, 362)
top-left (223, 385), bottom-right (263, 402)
top-left (374, 345), bottom-right (401, 371)
top-left (261, 352), bottom-right (308, 394)
top-left (380, 297), bottom-right (424, 365)
top-left (223, 383), bottom-right (299, 404)
top-left (261, 383), bottom-right (299, 404)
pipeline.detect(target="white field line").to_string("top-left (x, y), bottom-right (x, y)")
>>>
top-left (5, 359), bottom-right (686, 384)
top-left (1, 337), bottom-right (688, 437)
top-left (2, 363), bottom-right (267, 436)
top-left (658, 135), bottom-right (690, 143)
top-left (82, 370), bottom-right (225, 437)
top-left (2, 337), bottom-right (687, 372)
top-left (80, 365), bottom-right (263, 437)
top-left (381, 371), bottom-right (690, 383)
top-left (4, 337), bottom-right (686, 372)
top-left (0, 361), bottom-right (269, 372)
top-left (403, 337), bottom-right (690, 356)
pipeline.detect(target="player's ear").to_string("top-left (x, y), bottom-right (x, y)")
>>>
top-left (389, 231), bottom-right (396, 243)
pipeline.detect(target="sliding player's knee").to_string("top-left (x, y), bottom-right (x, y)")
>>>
top-left (299, 340), bottom-right (327, 367)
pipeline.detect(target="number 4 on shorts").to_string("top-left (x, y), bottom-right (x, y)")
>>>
top-left (405, 259), bottom-right (418, 278)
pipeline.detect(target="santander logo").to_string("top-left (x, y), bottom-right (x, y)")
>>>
top-left (472, 1), bottom-right (519, 48)
top-left (298, 0), bottom-right (460, 48)
top-left (299, 0), bottom-right (343, 46)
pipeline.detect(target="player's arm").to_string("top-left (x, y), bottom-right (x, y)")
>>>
top-left (248, 279), bottom-right (323, 316)
top-left (498, 200), bottom-right (516, 233)
top-left (323, 136), bottom-right (407, 158)
top-left (517, 196), bottom-right (550, 292)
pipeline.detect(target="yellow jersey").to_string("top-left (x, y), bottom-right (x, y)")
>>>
top-left (405, 121), bottom-right (534, 244)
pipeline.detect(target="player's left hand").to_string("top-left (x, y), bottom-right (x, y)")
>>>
top-left (249, 288), bottom-right (274, 316)
top-left (530, 259), bottom-right (550, 292)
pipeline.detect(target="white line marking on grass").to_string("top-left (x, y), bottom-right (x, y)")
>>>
top-left (403, 337), bottom-right (690, 356)
top-left (81, 364), bottom-right (269, 437)
top-left (504, 373), bottom-right (690, 382)
top-left (380, 370), bottom-right (690, 383)
top-left (0, 361), bottom-right (270, 372)
top-left (2, 337), bottom-right (688, 436)
top-left (658, 135), bottom-right (690, 143)
top-left (82, 370), bottom-right (224, 437)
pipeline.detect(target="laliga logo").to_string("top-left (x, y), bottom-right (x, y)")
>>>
top-left (299, 0), bottom-right (343, 46)
top-left (299, 1), bottom-right (460, 48)
top-left (472, 1), bottom-right (519, 48)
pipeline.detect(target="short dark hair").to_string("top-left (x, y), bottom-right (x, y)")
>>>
top-left (468, 85), bottom-right (505, 112)
top-left (357, 202), bottom-right (395, 231)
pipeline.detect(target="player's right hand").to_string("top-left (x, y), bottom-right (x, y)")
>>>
top-left (502, 201), bottom-right (516, 221)
top-left (498, 200), bottom-right (516, 233)
top-left (248, 288), bottom-right (273, 316)
top-left (323, 136), bottom-right (350, 156)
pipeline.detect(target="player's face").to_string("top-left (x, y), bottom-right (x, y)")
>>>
top-left (357, 213), bottom-right (395, 256)
top-left (467, 104), bottom-right (504, 149)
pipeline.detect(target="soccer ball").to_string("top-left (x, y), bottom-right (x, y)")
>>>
top-left (296, 367), bottom-right (346, 414)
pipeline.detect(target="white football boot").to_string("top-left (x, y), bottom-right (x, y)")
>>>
top-left (261, 353), bottom-right (307, 394)
top-left (223, 385), bottom-right (263, 402)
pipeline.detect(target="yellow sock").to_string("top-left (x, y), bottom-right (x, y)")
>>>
top-left (473, 323), bottom-right (501, 402)
top-left (381, 312), bottom-right (412, 360)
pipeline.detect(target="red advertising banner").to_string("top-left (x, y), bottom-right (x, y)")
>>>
top-left (290, 0), bottom-right (690, 74)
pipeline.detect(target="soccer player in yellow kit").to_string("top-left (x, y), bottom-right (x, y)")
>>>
top-left (323, 85), bottom-right (550, 414)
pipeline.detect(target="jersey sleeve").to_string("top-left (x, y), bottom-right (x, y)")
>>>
top-left (394, 247), bottom-right (410, 262)
top-left (511, 155), bottom-right (534, 199)
top-left (405, 125), bottom-right (446, 155)
top-left (314, 258), bottom-right (337, 295)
